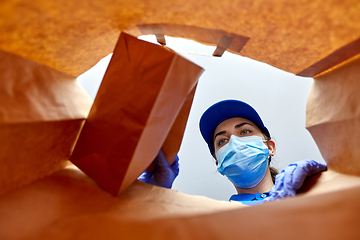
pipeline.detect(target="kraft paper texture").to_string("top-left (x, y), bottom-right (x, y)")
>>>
top-left (0, 0), bottom-right (359, 76)
top-left (1, 1), bottom-right (360, 239)
top-left (306, 54), bottom-right (360, 175)
top-left (0, 50), bottom-right (92, 195)
top-left (1, 166), bottom-right (360, 240)
top-left (70, 33), bottom-right (204, 195)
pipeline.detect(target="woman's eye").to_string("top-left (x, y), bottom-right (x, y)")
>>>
top-left (218, 139), bottom-right (228, 146)
top-left (240, 129), bottom-right (250, 135)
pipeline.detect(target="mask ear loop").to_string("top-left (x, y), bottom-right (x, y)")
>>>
top-left (262, 139), bottom-right (269, 147)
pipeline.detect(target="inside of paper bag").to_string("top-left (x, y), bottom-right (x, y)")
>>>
top-left (0, 0), bottom-right (360, 236)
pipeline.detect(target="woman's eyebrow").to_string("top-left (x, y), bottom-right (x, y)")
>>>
top-left (213, 130), bottom-right (226, 140)
top-left (214, 122), bottom-right (253, 140)
top-left (235, 122), bottom-right (253, 129)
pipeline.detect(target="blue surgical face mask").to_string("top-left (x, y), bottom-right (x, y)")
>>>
top-left (216, 135), bottom-right (270, 189)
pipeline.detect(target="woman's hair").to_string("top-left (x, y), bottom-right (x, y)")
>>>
top-left (211, 123), bottom-right (279, 183)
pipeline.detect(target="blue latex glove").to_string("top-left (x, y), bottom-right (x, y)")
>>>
top-left (137, 150), bottom-right (179, 188)
top-left (264, 159), bottom-right (327, 202)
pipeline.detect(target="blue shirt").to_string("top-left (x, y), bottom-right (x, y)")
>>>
top-left (229, 192), bottom-right (270, 205)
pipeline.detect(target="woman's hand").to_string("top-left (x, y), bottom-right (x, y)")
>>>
top-left (137, 150), bottom-right (179, 189)
top-left (264, 159), bottom-right (327, 202)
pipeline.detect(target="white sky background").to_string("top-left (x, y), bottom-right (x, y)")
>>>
top-left (77, 35), bottom-right (325, 201)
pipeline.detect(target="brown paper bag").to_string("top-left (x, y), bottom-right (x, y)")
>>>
top-left (146, 85), bottom-right (197, 172)
top-left (70, 32), bottom-right (203, 196)
top-left (0, 50), bottom-right (92, 195)
top-left (306, 54), bottom-right (360, 175)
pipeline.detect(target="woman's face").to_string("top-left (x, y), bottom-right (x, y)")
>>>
top-left (212, 117), bottom-right (269, 155)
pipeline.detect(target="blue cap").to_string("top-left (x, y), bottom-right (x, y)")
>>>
top-left (199, 99), bottom-right (270, 155)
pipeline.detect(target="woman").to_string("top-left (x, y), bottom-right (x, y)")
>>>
top-left (139, 99), bottom-right (326, 204)
top-left (199, 99), bottom-right (325, 204)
